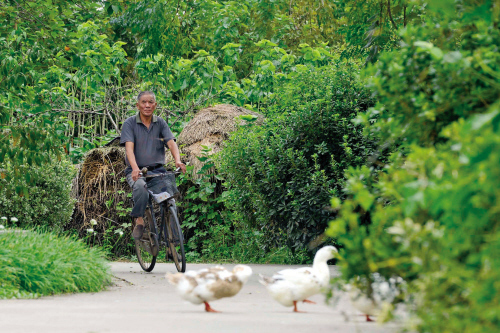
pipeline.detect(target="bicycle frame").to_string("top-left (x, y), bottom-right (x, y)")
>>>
top-left (134, 167), bottom-right (185, 272)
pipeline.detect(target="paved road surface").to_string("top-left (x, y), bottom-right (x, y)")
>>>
top-left (0, 263), bottom-right (403, 333)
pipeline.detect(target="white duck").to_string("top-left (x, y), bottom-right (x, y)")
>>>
top-left (259, 245), bottom-right (337, 312)
top-left (166, 265), bottom-right (252, 312)
top-left (347, 273), bottom-right (403, 322)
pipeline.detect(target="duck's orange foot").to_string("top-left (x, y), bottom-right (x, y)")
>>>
top-left (303, 299), bottom-right (316, 304)
top-left (204, 302), bottom-right (220, 313)
top-left (293, 301), bottom-right (306, 313)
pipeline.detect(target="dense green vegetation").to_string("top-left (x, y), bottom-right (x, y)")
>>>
top-left (0, 229), bottom-right (111, 299)
top-left (218, 62), bottom-right (379, 251)
top-left (326, 1), bottom-right (500, 332)
top-left (1, 0), bottom-right (499, 329)
top-left (0, 157), bottom-right (76, 230)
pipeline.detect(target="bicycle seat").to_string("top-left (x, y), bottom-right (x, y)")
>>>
top-left (148, 190), bottom-right (175, 204)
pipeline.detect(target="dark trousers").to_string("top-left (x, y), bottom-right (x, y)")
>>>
top-left (126, 170), bottom-right (168, 218)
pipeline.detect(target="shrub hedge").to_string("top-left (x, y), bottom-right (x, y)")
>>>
top-left (218, 62), bottom-right (380, 252)
top-left (0, 157), bottom-right (76, 231)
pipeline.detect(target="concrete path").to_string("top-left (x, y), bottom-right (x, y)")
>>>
top-left (0, 262), bottom-right (403, 333)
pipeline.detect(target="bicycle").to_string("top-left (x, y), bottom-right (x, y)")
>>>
top-left (133, 167), bottom-right (186, 273)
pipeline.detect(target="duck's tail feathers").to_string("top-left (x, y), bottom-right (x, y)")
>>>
top-left (258, 274), bottom-right (274, 286)
top-left (165, 272), bottom-right (183, 285)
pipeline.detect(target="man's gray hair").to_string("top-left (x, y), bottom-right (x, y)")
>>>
top-left (137, 91), bottom-right (156, 101)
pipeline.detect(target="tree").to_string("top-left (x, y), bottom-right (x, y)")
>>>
top-left (0, 1), bottom-right (124, 194)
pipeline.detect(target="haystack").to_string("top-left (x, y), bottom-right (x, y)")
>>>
top-left (170, 104), bottom-right (263, 177)
top-left (68, 146), bottom-right (132, 246)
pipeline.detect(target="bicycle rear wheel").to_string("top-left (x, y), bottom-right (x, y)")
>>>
top-left (164, 204), bottom-right (186, 272)
top-left (135, 208), bottom-right (158, 272)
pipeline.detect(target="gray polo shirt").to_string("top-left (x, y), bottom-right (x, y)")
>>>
top-left (120, 114), bottom-right (175, 172)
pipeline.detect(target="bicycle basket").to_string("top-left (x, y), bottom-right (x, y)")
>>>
top-left (147, 172), bottom-right (179, 204)
top-left (162, 172), bottom-right (179, 197)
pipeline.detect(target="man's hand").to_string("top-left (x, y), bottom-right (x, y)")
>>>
top-left (132, 169), bottom-right (141, 182)
top-left (167, 139), bottom-right (186, 174)
top-left (175, 161), bottom-right (187, 174)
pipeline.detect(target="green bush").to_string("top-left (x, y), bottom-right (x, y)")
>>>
top-left (327, 2), bottom-right (500, 331)
top-left (357, 3), bottom-right (500, 146)
top-left (328, 106), bottom-right (500, 332)
top-left (218, 62), bottom-right (379, 252)
top-left (178, 150), bottom-right (310, 264)
top-left (0, 229), bottom-right (111, 298)
top-left (198, 212), bottom-right (311, 265)
top-left (0, 157), bottom-right (76, 231)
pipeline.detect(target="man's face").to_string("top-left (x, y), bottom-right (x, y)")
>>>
top-left (137, 94), bottom-right (157, 118)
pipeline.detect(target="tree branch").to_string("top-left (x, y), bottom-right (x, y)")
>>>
top-left (51, 109), bottom-right (105, 115)
top-left (404, 5), bottom-right (407, 27)
top-left (105, 109), bottom-right (120, 134)
top-left (387, 0), bottom-right (398, 30)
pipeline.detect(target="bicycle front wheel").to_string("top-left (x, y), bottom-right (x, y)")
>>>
top-left (135, 208), bottom-right (157, 272)
top-left (164, 204), bottom-right (186, 272)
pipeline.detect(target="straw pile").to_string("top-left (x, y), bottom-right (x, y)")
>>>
top-left (169, 104), bottom-right (263, 177)
top-left (68, 147), bottom-right (132, 245)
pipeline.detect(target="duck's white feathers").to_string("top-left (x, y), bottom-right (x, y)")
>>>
top-left (166, 265), bottom-right (252, 305)
top-left (259, 267), bottom-right (323, 307)
top-left (348, 287), bottom-right (380, 316)
top-left (347, 274), bottom-right (404, 316)
top-left (259, 246), bottom-right (337, 308)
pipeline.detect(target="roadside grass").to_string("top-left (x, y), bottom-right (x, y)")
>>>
top-left (0, 228), bottom-right (111, 299)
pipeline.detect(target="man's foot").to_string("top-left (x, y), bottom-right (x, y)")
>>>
top-left (132, 224), bottom-right (144, 240)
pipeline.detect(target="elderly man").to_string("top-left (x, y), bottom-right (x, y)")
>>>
top-left (120, 91), bottom-right (186, 240)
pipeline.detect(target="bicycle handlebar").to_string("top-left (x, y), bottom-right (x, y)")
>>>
top-left (139, 167), bottom-right (181, 178)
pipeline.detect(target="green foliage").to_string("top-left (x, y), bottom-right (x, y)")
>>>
top-left (334, 0), bottom-right (425, 61)
top-left (0, 228), bottom-right (111, 299)
top-left (177, 147), bottom-right (225, 258)
top-left (0, 1), bottom-right (127, 188)
top-left (328, 106), bottom-right (500, 332)
top-left (196, 211), bottom-right (311, 265)
top-left (358, 1), bottom-right (500, 146)
top-left (109, 0), bottom-right (339, 62)
top-left (327, 1), bottom-right (500, 331)
top-left (135, 41), bottom-right (337, 111)
top-left (82, 218), bottom-right (134, 259)
top-left (0, 156), bottom-right (76, 231)
top-left (178, 147), bottom-right (310, 264)
top-left (218, 62), bottom-right (378, 252)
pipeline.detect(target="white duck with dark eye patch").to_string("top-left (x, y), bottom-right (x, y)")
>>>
top-left (259, 246), bottom-right (337, 312)
top-left (166, 265), bottom-right (252, 312)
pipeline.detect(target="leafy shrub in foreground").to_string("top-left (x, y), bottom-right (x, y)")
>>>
top-left (327, 2), bottom-right (500, 331)
top-left (0, 229), bottom-right (111, 298)
top-left (0, 157), bottom-right (76, 231)
top-left (328, 106), bottom-right (500, 332)
top-left (218, 62), bottom-right (379, 252)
